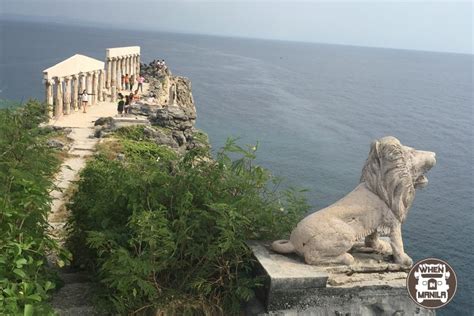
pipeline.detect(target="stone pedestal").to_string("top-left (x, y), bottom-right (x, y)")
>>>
top-left (246, 241), bottom-right (434, 316)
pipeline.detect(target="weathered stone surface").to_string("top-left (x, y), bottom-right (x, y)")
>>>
top-left (271, 137), bottom-right (436, 267)
top-left (152, 128), bottom-right (179, 148)
top-left (94, 116), bottom-right (114, 127)
top-left (113, 117), bottom-right (150, 129)
top-left (47, 139), bottom-right (66, 149)
top-left (248, 241), bottom-right (433, 315)
top-left (248, 241), bottom-right (328, 292)
top-left (150, 105), bottom-right (196, 131)
top-left (51, 270), bottom-right (99, 316)
top-left (93, 116), bottom-right (149, 138)
top-left (92, 61), bottom-right (202, 153)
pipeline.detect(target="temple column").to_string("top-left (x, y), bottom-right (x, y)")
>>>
top-left (117, 57), bottom-right (123, 90)
top-left (128, 55), bottom-right (133, 76)
top-left (63, 76), bottom-right (71, 115)
top-left (97, 70), bottom-right (103, 102)
top-left (121, 56), bottom-right (126, 77)
top-left (106, 58), bottom-right (112, 89)
top-left (126, 55), bottom-right (130, 76)
top-left (125, 55), bottom-right (132, 77)
top-left (91, 71), bottom-right (98, 105)
top-left (111, 57), bottom-right (117, 102)
top-left (130, 55), bottom-right (135, 77)
top-left (72, 75), bottom-right (79, 111)
top-left (110, 58), bottom-right (117, 87)
top-left (54, 77), bottom-right (63, 118)
top-left (45, 79), bottom-right (54, 118)
top-left (80, 73), bottom-right (86, 93)
top-left (86, 72), bottom-right (93, 105)
top-left (102, 70), bottom-right (107, 101)
top-left (133, 55), bottom-right (140, 76)
top-left (136, 54), bottom-right (141, 76)
top-left (122, 56), bottom-right (128, 75)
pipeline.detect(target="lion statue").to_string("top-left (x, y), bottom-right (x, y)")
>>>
top-left (272, 136), bottom-right (436, 267)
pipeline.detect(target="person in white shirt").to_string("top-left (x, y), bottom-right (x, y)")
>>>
top-left (80, 90), bottom-right (89, 113)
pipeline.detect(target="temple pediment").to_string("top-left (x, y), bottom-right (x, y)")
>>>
top-left (43, 54), bottom-right (104, 80)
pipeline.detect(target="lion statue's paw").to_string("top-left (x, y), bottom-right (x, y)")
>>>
top-left (395, 253), bottom-right (413, 267)
top-left (373, 240), bottom-right (392, 255)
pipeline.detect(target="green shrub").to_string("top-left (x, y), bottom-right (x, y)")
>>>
top-left (0, 100), bottom-right (67, 315)
top-left (67, 134), bottom-right (309, 315)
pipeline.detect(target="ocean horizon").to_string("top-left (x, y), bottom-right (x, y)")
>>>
top-left (1, 20), bottom-right (472, 315)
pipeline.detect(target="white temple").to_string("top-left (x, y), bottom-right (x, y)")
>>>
top-left (105, 46), bottom-right (141, 102)
top-left (43, 46), bottom-right (141, 118)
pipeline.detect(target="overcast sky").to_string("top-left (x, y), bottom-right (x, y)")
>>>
top-left (1, 0), bottom-right (472, 54)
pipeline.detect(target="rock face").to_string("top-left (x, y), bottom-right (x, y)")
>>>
top-left (140, 61), bottom-right (195, 109)
top-left (47, 139), bottom-right (67, 149)
top-left (95, 61), bottom-right (207, 154)
top-left (150, 105), bottom-right (196, 131)
top-left (247, 241), bottom-right (434, 316)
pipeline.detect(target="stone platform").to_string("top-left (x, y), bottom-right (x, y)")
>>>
top-left (247, 241), bottom-right (434, 315)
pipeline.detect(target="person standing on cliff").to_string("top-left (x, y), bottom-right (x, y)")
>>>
top-left (137, 75), bottom-right (144, 92)
top-left (80, 89), bottom-right (89, 113)
top-left (129, 74), bottom-right (135, 91)
top-left (117, 93), bottom-right (124, 116)
top-left (133, 90), bottom-right (140, 103)
top-left (124, 74), bottom-right (129, 91)
top-left (124, 94), bottom-right (131, 115)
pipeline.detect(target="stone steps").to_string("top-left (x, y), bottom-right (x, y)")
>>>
top-left (47, 83), bottom-right (152, 314)
top-left (51, 271), bottom-right (99, 316)
top-left (47, 126), bottom-right (99, 315)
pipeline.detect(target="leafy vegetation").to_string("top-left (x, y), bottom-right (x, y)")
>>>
top-left (67, 127), bottom-right (309, 315)
top-left (0, 100), bottom-right (68, 315)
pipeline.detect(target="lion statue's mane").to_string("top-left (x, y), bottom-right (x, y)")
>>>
top-left (360, 137), bottom-right (415, 223)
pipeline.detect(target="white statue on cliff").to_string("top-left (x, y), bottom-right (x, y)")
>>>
top-left (272, 136), bottom-right (436, 267)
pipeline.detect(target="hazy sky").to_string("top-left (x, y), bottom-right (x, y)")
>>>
top-left (1, 0), bottom-right (472, 54)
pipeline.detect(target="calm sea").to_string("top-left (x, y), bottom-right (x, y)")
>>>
top-left (1, 20), bottom-right (472, 315)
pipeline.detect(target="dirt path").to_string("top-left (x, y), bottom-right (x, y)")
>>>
top-left (47, 98), bottom-right (119, 314)
top-left (47, 85), bottom-right (150, 315)
top-left (48, 104), bottom-right (115, 315)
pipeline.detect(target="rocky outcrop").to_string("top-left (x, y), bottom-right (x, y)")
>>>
top-left (150, 105), bottom-right (196, 131)
top-left (142, 125), bottom-right (208, 154)
top-left (93, 116), bottom-right (115, 138)
top-left (94, 61), bottom-right (207, 154)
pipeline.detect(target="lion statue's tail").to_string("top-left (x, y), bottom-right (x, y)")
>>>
top-left (271, 240), bottom-right (295, 254)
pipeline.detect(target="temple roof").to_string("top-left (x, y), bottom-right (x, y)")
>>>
top-left (106, 46), bottom-right (140, 59)
top-left (43, 54), bottom-right (104, 80)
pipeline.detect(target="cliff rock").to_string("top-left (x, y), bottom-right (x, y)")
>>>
top-left (95, 61), bottom-right (206, 154)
